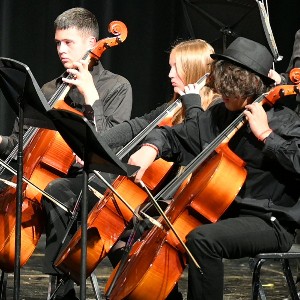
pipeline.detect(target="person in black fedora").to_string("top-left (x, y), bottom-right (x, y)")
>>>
top-left (210, 36), bottom-right (275, 85)
top-left (123, 37), bottom-right (300, 299)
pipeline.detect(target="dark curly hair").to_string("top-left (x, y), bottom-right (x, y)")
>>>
top-left (206, 60), bottom-right (269, 101)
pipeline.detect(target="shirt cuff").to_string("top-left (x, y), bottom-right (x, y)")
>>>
top-left (83, 105), bottom-right (95, 121)
top-left (0, 137), bottom-right (9, 156)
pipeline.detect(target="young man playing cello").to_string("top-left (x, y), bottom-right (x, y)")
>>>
top-left (127, 37), bottom-right (300, 300)
top-left (38, 7), bottom-right (132, 300)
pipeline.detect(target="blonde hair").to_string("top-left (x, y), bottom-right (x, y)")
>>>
top-left (170, 39), bottom-right (219, 124)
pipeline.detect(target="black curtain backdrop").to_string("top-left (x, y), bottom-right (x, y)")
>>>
top-left (0, 0), bottom-right (299, 136)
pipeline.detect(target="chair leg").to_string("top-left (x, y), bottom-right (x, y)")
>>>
top-left (281, 259), bottom-right (300, 300)
top-left (47, 275), bottom-right (57, 300)
top-left (0, 271), bottom-right (7, 300)
top-left (90, 271), bottom-right (101, 300)
top-left (47, 273), bottom-right (102, 300)
top-left (47, 275), bottom-right (67, 300)
top-left (251, 258), bottom-right (267, 300)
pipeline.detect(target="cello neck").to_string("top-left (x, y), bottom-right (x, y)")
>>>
top-left (0, 20), bottom-right (129, 174)
top-left (48, 50), bottom-right (92, 107)
top-left (156, 83), bottom-right (300, 200)
top-left (116, 73), bottom-right (209, 160)
top-left (116, 99), bottom-right (182, 159)
top-left (156, 94), bottom-right (268, 201)
top-left (48, 20), bottom-right (128, 108)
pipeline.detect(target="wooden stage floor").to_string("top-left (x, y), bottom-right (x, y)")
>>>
top-left (3, 235), bottom-right (299, 299)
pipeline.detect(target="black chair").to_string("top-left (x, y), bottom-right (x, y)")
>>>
top-left (47, 272), bottom-right (101, 300)
top-left (250, 244), bottom-right (300, 300)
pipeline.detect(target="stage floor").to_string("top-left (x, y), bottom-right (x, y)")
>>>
top-left (3, 235), bottom-right (298, 299)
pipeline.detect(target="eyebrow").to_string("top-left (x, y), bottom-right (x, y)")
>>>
top-left (54, 38), bottom-right (74, 43)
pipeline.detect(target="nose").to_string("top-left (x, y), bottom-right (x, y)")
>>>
top-left (57, 42), bottom-right (67, 54)
top-left (169, 66), bottom-right (175, 79)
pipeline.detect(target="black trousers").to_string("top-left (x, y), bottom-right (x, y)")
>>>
top-left (186, 215), bottom-right (295, 300)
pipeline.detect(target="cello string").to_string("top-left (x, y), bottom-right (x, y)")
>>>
top-left (93, 170), bottom-right (142, 220)
top-left (76, 74), bottom-right (210, 240)
top-left (116, 73), bottom-right (209, 160)
top-left (85, 73), bottom-right (210, 210)
top-left (137, 84), bottom-right (300, 248)
top-left (0, 37), bottom-right (101, 175)
top-left (0, 158), bottom-right (69, 212)
top-left (0, 126), bottom-right (37, 174)
top-left (139, 180), bottom-right (202, 272)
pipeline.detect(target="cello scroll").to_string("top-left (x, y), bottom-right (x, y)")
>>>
top-left (289, 67), bottom-right (300, 85)
top-left (89, 21), bottom-right (127, 61)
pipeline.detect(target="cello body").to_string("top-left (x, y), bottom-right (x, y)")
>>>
top-left (0, 106), bottom-right (76, 272)
top-left (105, 151), bottom-right (247, 299)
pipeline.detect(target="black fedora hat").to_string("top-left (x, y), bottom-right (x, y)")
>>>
top-left (210, 37), bottom-right (275, 85)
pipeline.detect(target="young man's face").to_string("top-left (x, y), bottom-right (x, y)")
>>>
top-left (222, 97), bottom-right (248, 111)
top-left (55, 27), bottom-right (96, 69)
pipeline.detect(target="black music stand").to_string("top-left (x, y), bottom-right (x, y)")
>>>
top-left (0, 57), bottom-right (55, 129)
top-left (181, 0), bottom-right (281, 60)
top-left (0, 57), bottom-right (138, 299)
top-left (46, 108), bottom-right (139, 299)
top-left (0, 57), bottom-right (56, 300)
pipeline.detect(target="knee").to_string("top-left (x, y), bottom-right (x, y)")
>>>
top-left (44, 178), bottom-right (67, 194)
top-left (186, 227), bottom-right (220, 258)
top-left (42, 178), bottom-right (69, 209)
top-left (186, 227), bottom-right (204, 251)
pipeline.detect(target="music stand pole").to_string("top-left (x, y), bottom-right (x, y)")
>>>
top-left (0, 57), bottom-right (57, 300)
top-left (13, 96), bottom-right (24, 300)
top-left (80, 155), bottom-right (88, 298)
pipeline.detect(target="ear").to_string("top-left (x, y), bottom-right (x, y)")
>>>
top-left (88, 36), bottom-right (97, 47)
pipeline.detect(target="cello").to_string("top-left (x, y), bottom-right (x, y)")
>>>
top-left (0, 21), bottom-right (128, 272)
top-left (104, 81), bottom-right (300, 300)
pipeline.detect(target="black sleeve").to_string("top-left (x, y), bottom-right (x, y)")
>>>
top-left (100, 103), bottom-right (168, 149)
top-left (0, 120), bottom-right (21, 158)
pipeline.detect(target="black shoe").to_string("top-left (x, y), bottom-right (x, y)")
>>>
top-left (166, 290), bottom-right (183, 300)
top-left (55, 288), bottom-right (79, 300)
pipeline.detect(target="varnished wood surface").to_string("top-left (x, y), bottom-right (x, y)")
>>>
top-left (3, 235), bottom-right (298, 299)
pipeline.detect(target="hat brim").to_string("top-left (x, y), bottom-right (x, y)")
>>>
top-left (210, 53), bottom-right (275, 85)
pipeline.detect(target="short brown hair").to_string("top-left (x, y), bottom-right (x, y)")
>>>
top-left (54, 7), bottom-right (99, 40)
